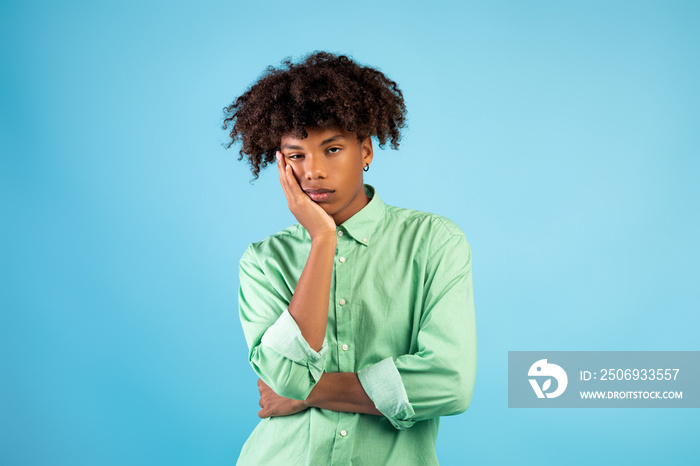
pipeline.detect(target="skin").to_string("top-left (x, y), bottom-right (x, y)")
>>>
top-left (257, 127), bottom-right (381, 419)
top-left (258, 374), bottom-right (381, 418)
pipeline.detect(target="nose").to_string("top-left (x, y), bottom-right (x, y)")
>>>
top-left (304, 154), bottom-right (327, 180)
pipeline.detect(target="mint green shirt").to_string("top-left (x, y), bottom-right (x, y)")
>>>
top-left (237, 185), bottom-right (476, 465)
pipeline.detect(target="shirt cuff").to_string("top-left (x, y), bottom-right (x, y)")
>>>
top-left (357, 357), bottom-right (416, 430)
top-left (260, 309), bottom-right (328, 383)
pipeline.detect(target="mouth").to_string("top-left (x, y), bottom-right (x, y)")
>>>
top-left (304, 188), bottom-right (335, 202)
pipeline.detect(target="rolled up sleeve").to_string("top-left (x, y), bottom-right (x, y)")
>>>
top-left (358, 233), bottom-right (476, 429)
top-left (239, 246), bottom-right (327, 400)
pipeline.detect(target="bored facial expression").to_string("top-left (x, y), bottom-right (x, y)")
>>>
top-left (280, 127), bottom-right (373, 225)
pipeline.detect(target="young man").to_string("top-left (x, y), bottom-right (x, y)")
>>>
top-left (223, 52), bottom-right (476, 465)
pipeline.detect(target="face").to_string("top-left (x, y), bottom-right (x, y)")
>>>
top-left (280, 127), bottom-right (373, 225)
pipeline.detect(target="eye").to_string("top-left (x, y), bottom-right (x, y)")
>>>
top-left (286, 153), bottom-right (304, 160)
top-left (327, 147), bottom-right (341, 154)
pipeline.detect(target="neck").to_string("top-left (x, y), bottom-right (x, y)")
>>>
top-left (333, 185), bottom-right (369, 225)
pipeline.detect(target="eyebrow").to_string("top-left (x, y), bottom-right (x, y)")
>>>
top-left (320, 135), bottom-right (345, 146)
top-left (281, 134), bottom-right (345, 150)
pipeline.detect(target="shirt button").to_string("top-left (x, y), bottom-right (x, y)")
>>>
top-left (342, 344), bottom-right (349, 351)
top-left (337, 230), bottom-right (344, 237)
top-left (339, 256), bottom-right (346, 263)
top-left (361, 237), bottom-right (368, 243)
top-left (339, 299), bottom-right (346, 306)
top-left (340, 429), bottom-right (348, 437)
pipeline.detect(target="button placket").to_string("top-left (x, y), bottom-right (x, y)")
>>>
top-left (334, 238), bottom-right (355, 373)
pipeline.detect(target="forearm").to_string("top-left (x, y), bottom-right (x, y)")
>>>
top-left (305, 372), bottom-right (382, 416)
top-left (287, 234), bottom-right (336, 351)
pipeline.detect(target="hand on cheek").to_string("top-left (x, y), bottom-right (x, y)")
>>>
top-left (276, 151), bottom-right (336, 240)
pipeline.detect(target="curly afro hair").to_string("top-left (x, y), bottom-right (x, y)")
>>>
top-left (222, 51), bottom-right (407, 179)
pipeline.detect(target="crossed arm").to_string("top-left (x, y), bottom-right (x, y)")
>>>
top-left (242, 229), bottom-right (475, 426)
top-left (257, 372), bottom-right (381, 418)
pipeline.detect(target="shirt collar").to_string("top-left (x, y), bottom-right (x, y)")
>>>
top-left (338, 184), bottom-right (385, 246)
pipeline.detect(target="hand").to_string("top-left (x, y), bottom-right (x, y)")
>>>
top-left (257, 378), bottom-right (308, 418)
top-left (277, 151), bottom-right (336, 241)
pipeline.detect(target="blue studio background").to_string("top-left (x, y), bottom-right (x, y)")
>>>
top-left (1, 1), bottom-right (698, 465)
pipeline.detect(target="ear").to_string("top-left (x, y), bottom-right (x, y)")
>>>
top-left (361, 136), bottom-right (373, 166)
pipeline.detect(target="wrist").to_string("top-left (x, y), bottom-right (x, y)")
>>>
top-left (310, 232), bottom-right (337, 248)
top-left (304, 375), bottom-right (325, 409)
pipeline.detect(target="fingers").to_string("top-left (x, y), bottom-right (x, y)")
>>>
top-left (283, 161), bottom-right (305, 197)
top-left (277, 152), bottom-right (292, 200)
top-left (276, 151), bottom-right (306, 202)
top-left (258, 378), bottom-right (266, 415)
